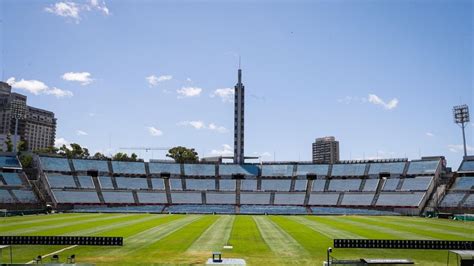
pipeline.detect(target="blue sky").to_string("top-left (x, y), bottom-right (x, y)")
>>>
top-left (1, 0), bottom-right (472, 168)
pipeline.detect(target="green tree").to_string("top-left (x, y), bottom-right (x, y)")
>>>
top-left (112, 152), bottom-right (129, 161)
top-left (35, 146), bottom-right (59, 154)
top-left (58, 143), bottom-right (89, 158)
top-left (166, 146), bottom-right (198, 163)
top-left (19, 153), bottom-right (33, 168)
top-left (92, 152), bottom-right (109, 160)
top-left (5, 134), bottom-right (13, 152)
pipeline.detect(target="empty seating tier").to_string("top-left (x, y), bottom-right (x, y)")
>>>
top-left (241, 180), bottom-right (257, 191)
top-left (294, 180), bottom-right (307, 191)
top-left (10, 189), bottom-right (37, 203)
top-left (328, 179), bottom-right (361, 192)
top-left (149, 162), bottom-right (181, 175)
top-left (137, 192), bottom-right (167, 204)
top-left (452, 176), bottom-right (474, 190)
top-left (206, 192), bottom-right (236, 204)
top-left (53, 190), bottom-right (100, 204)
top-left (341, 193), bottom-right (375, 206)
top-left (151, 178), bottom-right (165, 190)
top-left (240, 205), bottom-right (307, 214)
top-left (462, 194), bottom-right (474, 207)
top-left (362, 179), bottom-right (379, 191)
top-left (40, 157), bottom-right (71, 172)
top-left (99, 176), bottom-right (114, 189)
top-left (331, 164), bottom-right (366, 177)
top-left (440, 192), bottom-right (466, 207)
top-left (47, 174), bottom-right (77, 188)
top-left (382, 178), bottom-right (400, 191)
top-left (376, 192), bottom-right (425, 207)
top-left (102, 191), bottom-right (135, 203)
top-left (0, 189), bottom-right (14, 203)
top-left (261, 165), bottom-right (293, 177)
top-left (401, 177), bottom-right (433, 191)
top-left (219, 179), bottom-right (236, 191)
top-left (459, 160), bottom-right (474, 172)
top-left (406, 160), bottom-right (439, 175)
top-left (186, 179), bottom-right (215, 190)
top-left (296, 164), bottom-right (329, 177)
top-left (165, 204), bottom-right (234, 214)
top-left (171, 192), bottom-right (202, 204)
top-left (312, 180), bottom-right (326, 192)
top-left (77, 176), bottom-right (95, 188)
top-left (0, 156), bottom-right (21, 168)
top-left (311, 207), bottom-right (400, 215)
top-left (240, 192), bottom-right (270, 205)
top-left (169, 179), bottom-right (183, 190)
top-left (1, 172), bottom-right (23, 185)
top-left (111, 161), bottom-right (145, 175)
top-left (261, 180), bottom-right (291, 191)
top-left (368, 162), bottom-right (406, 175)
top-left (219, 164), bottom-right (258, 177)
top-left (115, 177), bottom-right (148, 190)
top-left (183, 164), bottom-right (215, 176)
top-left (274, 193), bottom-right (305, 205)
top-left (72, 159), bottom-right (109, 172)
top-left (308, 193), bottom-right (339, 205)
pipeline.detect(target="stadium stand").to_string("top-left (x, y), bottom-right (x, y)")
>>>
top-left (99, 176), bottom-right (114, 189)
top-left (149, 162), bottom-right (181, 175)
top-left (219, 164), bottom-right (259, 177)
top-left (440, 192), bottom-right (466, 208)
top-left (362, 179), bottom-right (379, 191)
top-left (171, 192), bottom-right (202, 204)
top-left (274, 192), bottom-right (305, 205)
top-left (401, 176), bottom-right (433, 191)
top-left (115, 177), bottom-right (148, 190)
top-left (452, 176), bottom-right (474, 190)
top-left (46, 174), bottom-right (77, 188)
top-left (219, 179), bottom-right (236, 191)
top-left (294, 180), bottom-right (307, 191)
top-left (186, 179), bottom-right (215, 190)
top-left (40, 157), bottom-right (71, 172)
top-left (406, 159), bottom-right (440, 175)
top-left (2, 172), bottom-right (23, 185)
top-left (241, 180), bottom-right (257, 191)
top-left (151, 178), bottom-right (165, 190)
top-left (11, 189), bottom-right (38, 203)
top-left (368, 162), bottom-right (406, 175)
top-left (111, 161), bottom-right (146, 175)
top-left (341, 193), bottom-right (375, 206)
top-left (102, 191), bottom-right (135, 203)
top-left (0, 156), bottom-right (21, 168)
top-left (261, 179), bottom-right (291, 191)
top-left (296, 164), bottom-right (329, 177)
top-left (462, 194), bottom-right (474, 207)
top-left (77, 176), bottom-right (95, 188)
top-left (183, 164), bottom-right (215, 176)
top-left (240, 205), bottom-right (307, 214)
top-left (311, 207), bottom-right (400, 215)
top-left (261, 164), bottom-right (293, 177)
top-left (240, 192), bottom-right (271, 204)
top-left (206, 192), bottom-right (236, 204)
top-left (137, 192), bottom-right (167, 204)
top-left (382, 178), bottom-right (400, 191)
top-left (312, 179), bottom-right (326, 191)
top-left (169, 179), bottom-right (183, 190)
top-left (0, 189), bottom-right (14, 203)
top-left (459, 160), bottom-right (474, 172)
top-left (73, 159), bottom-right (109, 172)
top-left (53, 190), bottom-right (100, 204)
top-left (165, 204), bottom-right (235, 214)
top-left (328, 179), bottom-right (361, 191)
top-left (308, 193), bottom-right (340, 205)
top-left (376, 192), bottom-right (425, 207)
top-left (331, 163), bottom-right (366, 176)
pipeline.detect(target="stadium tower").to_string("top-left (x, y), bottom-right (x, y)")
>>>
top-left (234, 66), bottom-right (245, 164)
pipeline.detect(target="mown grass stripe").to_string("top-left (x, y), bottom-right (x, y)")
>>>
top-left (186, 215), bottom-right (235, 253)
top-left (382, 216), bottom-right (474, 233)
top-left (290, 216), bottom-right (363, 239)
top-left (0, 213), bottom-right (103, 227)
top-left (253, 216), bottom-right (310, 258)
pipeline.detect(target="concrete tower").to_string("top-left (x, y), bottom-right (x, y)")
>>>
top-left (234, 68), bottom-right (245, 164)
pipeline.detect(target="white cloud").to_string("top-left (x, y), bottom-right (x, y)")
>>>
top-left (337, 96), bottom-right (367, 104)
top-left (147, 126), bottom-right (163, 136)
top-left (368, 94), bottom-right (399, 110)
top-left (177, 87), bottom-right (202, 98)
top-left (45, 0), bottom-right (109, 23)
top-left (177, 121), bottom-right (227, 133)
top-left (76, 130), bottom-right (88, 136)
top-left (447, 144), bottom-right (474, 153)
top-left (252, 151), bottom-right (272, 158)
top-left (211, 88), bottom-right (234, 103)
top-left (7, 77), bottom-right (73, 98)
top-left (146, 74), bottom-right (172, 87)
top-left (210, 144), bottom-right (233, 156)
top-left (62, 72), bottom-right (93, 85)
top-left (426, 132), bottom-right (435, 137)
top-left (55, 137), bottom-right (70, 148)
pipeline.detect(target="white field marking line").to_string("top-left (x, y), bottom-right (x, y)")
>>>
top-left (289, 216), bottom-right (363, 239)
top-left (25, 245), bottom-right (78, 264)
top-left (384, 216), bottom-right (474, 230)
top-left (3, 214), bottom-right (130, 235)
top-left (352, 216), bottom-right (470, 239)
top-left (186, 215), bottom-right (235, 252)
top-left (253, 216), bottom-right (309, 258)
top-left (114, 215), bottom-right (203, 255)
top-left (324, 216), bottom-right (435, 240)
top-left (0, 213), bottom-right (104, 227)
top-left (65, 214), bottom-right (162, 236)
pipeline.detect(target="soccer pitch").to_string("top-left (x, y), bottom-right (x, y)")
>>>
top-left (1, 213), bottom-right (472, 265)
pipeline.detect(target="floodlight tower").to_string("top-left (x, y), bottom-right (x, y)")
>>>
top-left (233, 62), bottom-right (245, 165)
top-left (453, 105), bottom-right (470, 157)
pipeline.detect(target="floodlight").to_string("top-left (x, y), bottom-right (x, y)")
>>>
top-left (453, 105), bottom-right (470, 157)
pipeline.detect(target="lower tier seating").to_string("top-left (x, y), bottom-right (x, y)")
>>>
top-left (239, 205), bottom-right (307, 214)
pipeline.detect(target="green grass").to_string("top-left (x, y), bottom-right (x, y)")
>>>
top-left (0, 213), bottom-right (472, 265)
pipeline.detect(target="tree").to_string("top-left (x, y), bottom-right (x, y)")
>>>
top-left (35, 146), bottom-right (59, 154)
top-left (92, 152), bottom-right (109, 160)
top-left (19, 153), bottom-right (33, 168)
top-left (5, 134), bottom-right (13, 152)
top-left (166, 146), bottom-right (198, 163)
top-left (58, 143), bottom-right (89, 158)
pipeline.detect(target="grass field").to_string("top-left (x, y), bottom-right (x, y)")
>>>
top-left (0, 213), bottom-right (473, 265)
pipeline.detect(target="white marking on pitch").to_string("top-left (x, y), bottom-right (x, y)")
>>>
top-left (25, 245), bottom-right (78, 264)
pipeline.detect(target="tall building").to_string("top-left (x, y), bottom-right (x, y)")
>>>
top-left (0, 81), bottom-right (56, 151)
top-left (312, 136), bottom-right (339, 164)
top-left (233, 68), bottom-right (245, 164)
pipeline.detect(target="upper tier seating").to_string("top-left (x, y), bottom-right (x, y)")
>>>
top-left (261, 165), bottom-right (293, 177)
top-left (102, 191), bottom-right (135, 203)
top-left (294, 180), bottom-right (307, 191)
top-left (77, 176), bottom-right (95, 188)
top-left (137, 192), bottom-right (167, 204)
top-left (186, 179), bottom-right (215, 190)
top-left (312, 179), bottom-right (326, 191)
top-left (206, 192), bottom-right (236, 204)
top-left (452, 176), bottom-right (474, 190)
top-left (406, 160), bottom-right (439, 175)
top-left (331, 164), bottom-right (367, 176)
top-left (459, 160), bottom-right (474, 172)
top-left (440, 192), bottom-right (465, 207)
top-left (169, 179), bottom-right (182, 190)
top-left (115, 177), bottom-right (148, 190)
top-left (328, 179), bottom-right (361, 191)
top-left (53, 190), bottom-right (100, 204)
top-left (219, 164), bottom-right (258, 177)
top-left (376, 192), bottom-right (425, 206)
top-left (40, 157), bottom-right (71, 172)
top-left (0, 156), bottom-right (21, 168)
top-left (241, 180), bottom-right (257, 191)
top-left (308, 193), bottom-right (339, 205)
top-left (401, 177), bottom-right (433, 191)
top-left (219, 179), bottom-right (236, 191)
top-left (240, 192), bottom-right (271, 204)
top-left (1, 172), bottom-right (23, 185)
top-left (149, 162), bottom-right (181, 175)
top-left (47, 174), bottom-right (76, 188)
top-left (72, 159), bottom-right (109, 172)
top-left (382, 178), bottom-right (400, 191)
top-left (151, 178), bottom-right (165, 190)
top-left (274, 193), bottom-right (305, 205)
top-left (183, 164), bottom-right (215, 176)
top-left (11, 189), bottom-right (37, 203)
top-left (341, 193), bottom-right (375, 206)
top-left (368, 162), bottom-right (406, 175)
top-left (362, 179), bottom-right (379, 191)
top-left (261, 180), bottom-right (291, 191)
top-left (98, 176), bottom-right (114, 189)
top-left (296, 164), bottom-right (329, 177)
top-left (111, 161), bottom-right (146, 175)
top-left (240, 205), bottom-right (307, 214)
top-left (171, 192), bottom-right (202, 204)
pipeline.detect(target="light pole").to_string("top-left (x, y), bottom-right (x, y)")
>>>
top-left (327, 247), bottom-right (332, 265)
top-left (453, 105), bottom-right (470, 157)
